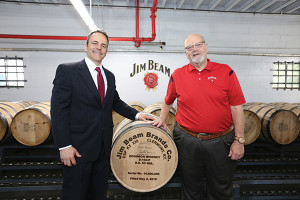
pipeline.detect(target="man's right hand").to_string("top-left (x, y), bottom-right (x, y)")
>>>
top-left (149, 101), bottom-right (172, 131)
top-left (60, 146), bottom-right (81, 167)
top-left (150, 118), bottom-right (167, 130)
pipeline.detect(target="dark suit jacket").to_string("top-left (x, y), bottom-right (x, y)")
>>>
top-left (50, 59), bottom-right (138, 162)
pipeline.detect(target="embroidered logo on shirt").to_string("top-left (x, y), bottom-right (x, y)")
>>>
top-left (208, 76), bottom-right (216, 83)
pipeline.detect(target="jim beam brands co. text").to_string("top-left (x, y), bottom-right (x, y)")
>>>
top-left (116, 131), bottom-right (173, 161)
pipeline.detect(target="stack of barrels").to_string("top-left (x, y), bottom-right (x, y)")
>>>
top-left (0, 101), bottom-right (51, 146)
top-left (243, 102), bottom-right (300, 145)
top-left (0, 101), bottom-right (37, 144)
top-left (1, 100), bottom-right (299, 147)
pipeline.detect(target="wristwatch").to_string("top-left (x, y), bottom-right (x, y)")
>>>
top-left (234, 136), bottom-right (245, 144)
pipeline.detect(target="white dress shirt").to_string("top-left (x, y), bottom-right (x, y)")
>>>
top-left (85, 57), bottom-right (107, 95)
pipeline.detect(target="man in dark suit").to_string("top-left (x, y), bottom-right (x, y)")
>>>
top-left (50, 29), bottom-right (153, 200)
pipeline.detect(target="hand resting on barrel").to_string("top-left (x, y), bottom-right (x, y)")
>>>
top-left (149, 118), bottom-right (167, 130)
top-left (137, 113), bottom-right (156, 122)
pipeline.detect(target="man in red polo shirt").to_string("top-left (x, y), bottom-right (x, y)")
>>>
top-left (151, 33), bottom-right (246, 200)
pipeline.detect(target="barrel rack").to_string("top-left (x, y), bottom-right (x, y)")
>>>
top-left (1, 140), bottom-right (300, 200)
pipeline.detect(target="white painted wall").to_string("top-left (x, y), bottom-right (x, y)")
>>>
top-left (0, 2), bottom-right (299, 105)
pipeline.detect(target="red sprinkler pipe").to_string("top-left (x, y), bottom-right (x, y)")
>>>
top-left (135, 0), bottom-right (141, 47)
top-left (0, 0), bottom-right (158, 48)
top-left (0, 34), bottom-right (86, 40)
top-left (108, 0), bottom-right (157, 46)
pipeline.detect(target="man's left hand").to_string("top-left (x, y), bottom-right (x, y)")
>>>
top-left (228, 141), bottom-right (244, 160)
top-left (138, 113), bottom-right (156, 122)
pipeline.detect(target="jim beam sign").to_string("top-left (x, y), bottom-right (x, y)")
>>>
top-left (110, 120), bottom-right (178, 192)
top-left (130, 60), bottom-right (171, 91)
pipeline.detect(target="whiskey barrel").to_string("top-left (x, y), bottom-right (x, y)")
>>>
top-left (143, 103), bottom-right (176, 134)
top-left (112, 101), bottom-right (146, 135)
top-left (243, 102), bottom-right (267, 110)
top-left (243, 109), bottom-right (261, 145)
top-left (128, 101), bottom-right (146, 112)
top-left (276, 104), bottom-right (300, 139)
top-left (10, 102), bottom-right (51, 146)
top-left (247, 105), bottom-right (299, 145)
top-left (0, 102), bottom-right (30, 143)
top-left (271, 103), bottom-right (300, 119)
top-left (111, 113), bottom-right (178, 192)
top-left (18, 100), bottom-right (38, 107)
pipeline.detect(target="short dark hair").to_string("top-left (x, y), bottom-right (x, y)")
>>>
top-left (86, 29), bottom-right (109, 46)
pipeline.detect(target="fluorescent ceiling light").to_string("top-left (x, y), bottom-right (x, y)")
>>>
top-left (70, 0), bottom-right (97, 31)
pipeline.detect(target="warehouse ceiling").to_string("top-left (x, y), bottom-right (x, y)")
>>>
top-left (3, 0), bottom-right (300, 15)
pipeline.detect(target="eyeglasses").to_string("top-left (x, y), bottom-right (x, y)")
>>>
top-left (185, 42), bottom-right (205, 52)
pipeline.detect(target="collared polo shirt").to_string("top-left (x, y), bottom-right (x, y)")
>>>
top-left (165, 59), bottom-right (246, 134)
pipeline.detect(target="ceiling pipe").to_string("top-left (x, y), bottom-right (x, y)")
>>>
top-left (0, 0), bottom-right (158, 47)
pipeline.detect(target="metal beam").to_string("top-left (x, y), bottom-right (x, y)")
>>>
top-left (193, 0), bottom-right (204, 9)
top-left (240, 0), bottom-right (260, 12)
top-left (256, 0), bottom-right (280, 12)
top-left (209, 0), bottom-right (222, 10)
top-left (286, 5), bottom-right (300, 13)
top-left (271, 0), bottom-right (296, 13)
top-left (161, 0), bottom-right (167, 7)
top-left (177, 0), bottom-right (185, 8)
top-left (225, 0), bottom-right (242, 11)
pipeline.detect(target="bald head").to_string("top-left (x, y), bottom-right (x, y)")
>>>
top-left (184, 33), bottom-right (206, 48)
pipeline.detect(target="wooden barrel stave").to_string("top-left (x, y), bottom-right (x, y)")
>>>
top-left (0, 102), bottom-right (27, 143)
top-left (243, 110), bottom-right (261, 145)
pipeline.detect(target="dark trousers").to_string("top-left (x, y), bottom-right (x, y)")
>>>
top-left (173, 122), bottom-right (237, 200)
top-left (62, 145), bottom-right (110, 200)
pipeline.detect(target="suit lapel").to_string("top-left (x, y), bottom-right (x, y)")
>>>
top-left (78, 60), bottom-right (102, 104)
top-left (102, 66), bottom-right (113, 107)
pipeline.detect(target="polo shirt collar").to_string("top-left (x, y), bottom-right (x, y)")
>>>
top-left (188, 59), bottom-right (213, 72)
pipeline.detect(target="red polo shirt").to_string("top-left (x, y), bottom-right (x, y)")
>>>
top-left (165, 59), bottom-right (246, 134)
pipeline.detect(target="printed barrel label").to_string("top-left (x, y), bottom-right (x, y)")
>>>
top-left (111, 124), bottom-right (178, 192)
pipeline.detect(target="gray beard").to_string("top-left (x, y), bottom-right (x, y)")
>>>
top-left (192, 55), bottom-right (204, 64)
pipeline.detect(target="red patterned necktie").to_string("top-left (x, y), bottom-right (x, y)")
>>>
top-left (95, 67), bottom-right (105, 104)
